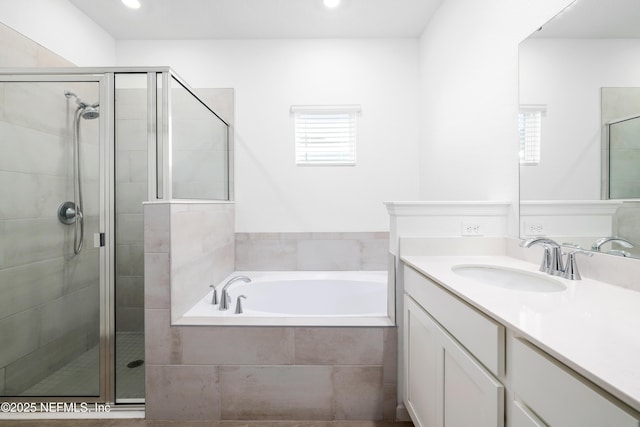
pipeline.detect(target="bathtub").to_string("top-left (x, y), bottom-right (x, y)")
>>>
top-left (177, 270), bottom-right (393, 327)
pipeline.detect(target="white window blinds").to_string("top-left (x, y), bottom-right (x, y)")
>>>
top-left (519, 105), bottom-right (546, 165)
top-left (292, 105), bottom-right (360, 166)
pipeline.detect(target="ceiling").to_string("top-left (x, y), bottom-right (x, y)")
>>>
top-left (68, 0), bottom-right (444, 40)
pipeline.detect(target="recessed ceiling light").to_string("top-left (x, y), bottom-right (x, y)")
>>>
top-left (323, 0), bottom-right (340, 8)
top-left (122, 0), bottom-right (141, 9)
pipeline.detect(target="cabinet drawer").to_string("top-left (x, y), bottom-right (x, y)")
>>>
top-left (404, 264), bottom-right (505, 377)
top-left (510, 337), bottom-right (640, 427)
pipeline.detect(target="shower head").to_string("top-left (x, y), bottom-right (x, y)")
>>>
top-left (65, 90), bottom-right (99, 119)
top-left (81, 105), bottom-right (100, 120)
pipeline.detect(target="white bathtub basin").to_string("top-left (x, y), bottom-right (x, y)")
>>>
top-left (178, 270), bottom-right (392, 327)
top-left (451, 264), bottom-right (566, 292)
top-left (237, 279), bottom-right (386, 316)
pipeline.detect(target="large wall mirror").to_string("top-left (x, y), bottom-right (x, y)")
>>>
top-left (519, 0), bottom-right (640, 258)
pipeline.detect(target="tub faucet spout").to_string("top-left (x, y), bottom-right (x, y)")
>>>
top-left (219, 275), bottom-right (251, 310)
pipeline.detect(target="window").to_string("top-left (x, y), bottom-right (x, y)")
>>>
top-left (292, 105), bottom-right (360, 166)
top-left (519, 105), bottom-right (546, 165)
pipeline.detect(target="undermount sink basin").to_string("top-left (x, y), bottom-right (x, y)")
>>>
top-left (451, 264), bottom-right (567, 292)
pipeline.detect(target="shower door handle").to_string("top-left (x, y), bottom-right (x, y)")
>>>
top-left (93, 233), bottom-right (106, 248)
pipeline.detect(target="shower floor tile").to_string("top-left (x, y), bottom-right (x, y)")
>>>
top-left (20, 333), bottom-right (144, 400)
top-left (115, 332), bottom-right (145, 400)
top-left (21, 345), bottom-right (100, 397)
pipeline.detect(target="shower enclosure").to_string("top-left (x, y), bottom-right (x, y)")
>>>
top-left (0, 68), bottom-right (230, 404)
top-left (607, 114), bottom-right (640, 199)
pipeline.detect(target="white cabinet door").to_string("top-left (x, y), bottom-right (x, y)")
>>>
top-left (405, 296), bottom-right (438, 427)
top-left (404, 295), bottom-right (504, 427)
top-left (438, 319), bottom-right (505, 427)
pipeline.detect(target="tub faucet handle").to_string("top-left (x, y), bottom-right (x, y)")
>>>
top-left (235, 295), bottom-right (247, 314)
top-left (209, 284), bottom-right (218, 305)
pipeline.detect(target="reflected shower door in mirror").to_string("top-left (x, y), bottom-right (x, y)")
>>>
top-left (602, 87), bottom-right (640, 199)
top-left (0, 80), bottom-right (102, 397)
top-left (518, 0), bottom-right (640, 259)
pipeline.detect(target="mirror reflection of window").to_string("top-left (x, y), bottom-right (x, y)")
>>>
top-left (519, 105), bottom-right (546, 166)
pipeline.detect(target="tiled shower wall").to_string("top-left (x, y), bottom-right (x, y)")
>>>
top-left (115, 85), bottom-right (148, 332)
top-left (614, 201), bottom-right (640, 258)
top-left (0, 23), bottom-right (100, 395)
top-left (144, 202), bottom-right (396, 420)
top-left (0, 22), bottom-right (75, 68)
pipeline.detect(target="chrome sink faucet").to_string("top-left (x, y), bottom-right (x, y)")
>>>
top-left (520, 237), bottom-right (564, 276)
top-left (219, 275), bottom-right (251, 310)
top-left (591, 236), bottom-right (635, 252)
top-left (562, 249), bottom-right (593, 280)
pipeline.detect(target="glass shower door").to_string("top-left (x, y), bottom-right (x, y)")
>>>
top-left (0, 79), bottom-right (103, 398)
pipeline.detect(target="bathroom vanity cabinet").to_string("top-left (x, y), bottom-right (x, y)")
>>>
top-left (404, 265), bottom-right (505, 427)
top-left (508, 337), bottom-right (639, 427)
top-left (402, 262), bottom-right (640, 427)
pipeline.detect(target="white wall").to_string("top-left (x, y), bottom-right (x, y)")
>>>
top-left (117, 39), bottom-right (421, 232)
top-left (417, 0), bottom-right (574, 235)
top-left (1, 0), bottom-right (586, 235)
top-left (0, 0), bottom-right (116, 66)
top-left (520, 38), bottom-right (640, 200)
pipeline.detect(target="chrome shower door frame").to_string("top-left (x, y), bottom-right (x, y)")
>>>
top-left (0, 71), bottom-right (113, 404)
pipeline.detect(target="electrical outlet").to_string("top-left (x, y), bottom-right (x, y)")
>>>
top-left (525, 222), bottom-right (546, 236)
top-left (462, 222), bottom-right (483, 236)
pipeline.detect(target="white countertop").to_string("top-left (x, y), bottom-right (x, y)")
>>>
top-left (402, 255), bottom-right (640, 413)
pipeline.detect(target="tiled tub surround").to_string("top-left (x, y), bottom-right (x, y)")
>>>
top-left (144, 201), bottom-right (236, 320)
top-left (144, 204), bottom-right (396, 420)
top-left (144, 316), bottom-right (397, 421)
top-left (236, 232), bottom-right (389, 271)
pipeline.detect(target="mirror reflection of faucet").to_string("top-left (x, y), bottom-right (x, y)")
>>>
top-left (591, 236), bottom-right (635, 252)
